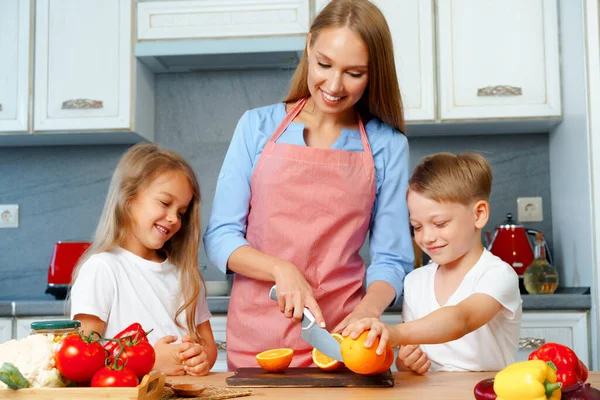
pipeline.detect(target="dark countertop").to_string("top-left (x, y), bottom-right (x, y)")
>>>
top-left (0, 287), bottom-right (591, 317)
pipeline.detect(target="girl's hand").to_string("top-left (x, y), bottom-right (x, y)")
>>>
top-left (273, 261), bottom-right (325, 328)
top-left (179, 337), bottom-right (210, 376)
top-left (332, 307), bottom-right (379, 334)
top-left (396, 345), bottom-right (431, 375)
top-left (153, 335), bottom-right (186, 376)
top-left (342, 318), bottom-right (398, 356)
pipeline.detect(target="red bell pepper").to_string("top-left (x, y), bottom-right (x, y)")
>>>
top-left (103, 323), bottom-right (149, 356)
top-left (529, 343), bottom-right (588, 388)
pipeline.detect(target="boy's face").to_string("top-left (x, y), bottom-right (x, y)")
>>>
top-left (407, 191), bottom-right (487, 268)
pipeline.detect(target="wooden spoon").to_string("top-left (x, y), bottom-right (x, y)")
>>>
top-left (165, 381), bottom-right (207, 397)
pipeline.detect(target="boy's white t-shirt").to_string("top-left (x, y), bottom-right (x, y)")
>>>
top-left (70, 247), bottom-right (212, 345)
top-left (401, 248), bottom-right (522, 372)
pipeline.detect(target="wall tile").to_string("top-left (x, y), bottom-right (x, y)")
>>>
top-left (0, 70), bottom-right (552, 298)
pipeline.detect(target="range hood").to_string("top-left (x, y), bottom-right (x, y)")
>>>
top-left (135, 37), bottom-right (304, 73)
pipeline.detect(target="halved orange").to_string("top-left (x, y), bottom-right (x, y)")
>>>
top-left (256, 348), bottom-right (294, 372)
top-left (312, 332), bottom-right (344, 371)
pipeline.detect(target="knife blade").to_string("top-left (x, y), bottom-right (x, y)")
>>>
top-left (269, 285), bottom-right (343, 362)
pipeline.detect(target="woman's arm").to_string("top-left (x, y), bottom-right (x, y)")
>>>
top-left (333, 131), bottom-right (413, 331)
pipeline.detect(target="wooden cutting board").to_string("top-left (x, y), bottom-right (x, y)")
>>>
top-left (226, 368), bottom-right (394, 388)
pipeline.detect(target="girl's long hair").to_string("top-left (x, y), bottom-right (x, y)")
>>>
top-left (71, 143), bottom-right (205, 343)
top-left (284, 0), bottom-right (406, 134)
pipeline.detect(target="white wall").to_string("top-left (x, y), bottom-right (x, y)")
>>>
top-left (549, 0), bottom-right (595, 367)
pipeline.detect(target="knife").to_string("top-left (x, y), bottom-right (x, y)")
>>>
top-left (269, 285), bottom-right (343, 362)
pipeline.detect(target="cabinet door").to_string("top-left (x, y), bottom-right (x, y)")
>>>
top-left (211, 316), bottom-right (228, 372)
top-left (372, 0), bottom-right (435, 122)
top-left (34, 0), bottom-right (131, 132)
top-left (437, 0), bottom-right (561, 120)
top-left (138, 0), bottom-right (310, 40)
top-left (0, 318), bottom-right (12, 343)
top-left (0, 0), bottom-right (31, 133)
top-left (516, 311), bottom-right (589, 365)
top-left (314, 0), bottom-right (435, 122)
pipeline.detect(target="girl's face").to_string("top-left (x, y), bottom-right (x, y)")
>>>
top-left (306, 26), bottom-right (369, 116)
top-left (123, 170), bottom-right (193, 261)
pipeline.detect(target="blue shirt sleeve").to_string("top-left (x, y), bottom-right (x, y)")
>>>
top-left (365, 126), bottom-right (414, 304)
top-left (203, 110), bottom-right (256, 273)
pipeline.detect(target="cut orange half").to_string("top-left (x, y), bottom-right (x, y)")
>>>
top-left (256, 348), bottom-right (294, 372)
top-left (312, 332), bottom-right (344, 371)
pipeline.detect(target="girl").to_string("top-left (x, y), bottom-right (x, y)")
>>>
top-left (70, 143), bottom-right (217, 376)
top-left (204, 0), bottom-right (413, 369)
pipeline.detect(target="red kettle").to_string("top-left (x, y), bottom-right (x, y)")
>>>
top-left (486, 213), bottom-right (553, 276)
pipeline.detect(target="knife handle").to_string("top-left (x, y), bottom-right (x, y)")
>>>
top-left (269, 285), bottom-right (277, 301)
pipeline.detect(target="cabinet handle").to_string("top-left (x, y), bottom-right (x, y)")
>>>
top-left (0, 104), bottom-right (2, 111)
top-left (519, 337), bottom-right (546, 350)
top-left (61, 99), bottom-right (104, 110)
top-left (477, 85), bottom-right (523, 97)
top-left (216, 340), bottom-right (227, 351)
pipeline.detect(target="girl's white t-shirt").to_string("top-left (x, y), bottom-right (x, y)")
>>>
top-left (70, 247), bottom-right (212, 344)
top-left (401, 249), bottom-right (522, 372)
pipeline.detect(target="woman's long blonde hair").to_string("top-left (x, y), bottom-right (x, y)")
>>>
top-left (284, 0), bottom-right (405, 134)
top-left (71, 143), bottom-right (205, 343)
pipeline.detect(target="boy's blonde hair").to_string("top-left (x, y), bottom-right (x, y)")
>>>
top-left (71, 143), bottom-right (205, 344)
top-left (284, 0), bottom-right (406, 134)
top-left (409, 152), bottom-right (492, 205)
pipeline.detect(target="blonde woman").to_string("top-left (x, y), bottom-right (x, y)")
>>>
top-left (204, 0), bottom-right (413, 369)
top-left (70, 143), bottom-right (217, 376)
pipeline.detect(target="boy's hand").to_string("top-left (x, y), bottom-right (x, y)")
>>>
top-left (153, 335), bottom-right (186, 376)
top-left (396, 345), bottom-right (431, 375)
top-left (179, 336), bottom-right (210, 376)
top-left (342, 317), bottom-right (398, 356)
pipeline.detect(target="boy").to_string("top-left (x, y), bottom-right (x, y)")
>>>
top-left (343, 152), bottom-right (522, 373)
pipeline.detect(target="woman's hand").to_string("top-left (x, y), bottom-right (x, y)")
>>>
top-left (332, 306), bottom-right (379, 334)
top-left (179, 337), bottom-right (211, 376)
top-left (273, 261), bottom-right (325, 328)
top-left (396, 345), bottom-right (431, 375)
top-left (153, 335), bottom-right (186, 376)
top-left (342, 317), bottom-right (400, 355)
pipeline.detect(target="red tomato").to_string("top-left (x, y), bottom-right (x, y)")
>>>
top-left (119, 341), bottom-right (156, 379)
top-left (91, 366), bottom-right (138, 388)
top-left (55, 333), bottom-right (106, 383)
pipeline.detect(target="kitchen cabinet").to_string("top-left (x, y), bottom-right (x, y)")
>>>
top-left (137, 0), bottom-right (310, 41)
top-left (211, 315), bottom-right (228, 372)
top-left (0, 318), bottom-right (12, 344)
top-left (30, 0), bottom-right (154, 142)
top-left (437, 0), bottom-right (561, 121)
top-left (0, 0), bottom-right (31, 133)
top-left (516, 311), bottom-right (589, 365)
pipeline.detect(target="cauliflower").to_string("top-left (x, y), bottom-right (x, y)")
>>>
top-left (0, 334), bottom-right (65, 388)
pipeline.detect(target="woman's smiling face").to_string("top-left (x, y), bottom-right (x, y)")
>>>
top-left (306, 26), bottom-right (369, 115)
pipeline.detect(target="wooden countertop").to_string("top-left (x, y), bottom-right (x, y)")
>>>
top-left (168, 371), bottom-right (600, 399)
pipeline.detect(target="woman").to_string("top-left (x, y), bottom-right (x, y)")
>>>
top-left (204, 0), bottom-right (414, 369)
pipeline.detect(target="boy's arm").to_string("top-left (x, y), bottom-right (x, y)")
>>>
top-left (389, 293), bottom-right (503, 346)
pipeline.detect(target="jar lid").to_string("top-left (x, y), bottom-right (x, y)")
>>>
top-left (31, 320), bottom-right (81, 330)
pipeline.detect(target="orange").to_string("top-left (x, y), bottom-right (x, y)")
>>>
top-left (370, 346), bottom-right (395, 375)
top-left (340, 331), bottom-right (386, 375)
top-left (312, 333), bottom-right (344, 371)
top-left (256, 348), bottom-right (294, 373)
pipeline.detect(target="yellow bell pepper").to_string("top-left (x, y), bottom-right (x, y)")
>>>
top-left (493, 359), bottom-right (562, 400)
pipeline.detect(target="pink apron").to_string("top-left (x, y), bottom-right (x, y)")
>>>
top-left (226, 98), bottom-right (376, 370)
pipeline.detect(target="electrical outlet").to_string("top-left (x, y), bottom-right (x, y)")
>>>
top-left (517, 197), bottom-right (543, 222)
top-left (0, 204), bottom-right (19, 228)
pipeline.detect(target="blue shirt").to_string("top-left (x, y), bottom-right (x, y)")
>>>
top-left (203, 102), bottom-right (414, 303)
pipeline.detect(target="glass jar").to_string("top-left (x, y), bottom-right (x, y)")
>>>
top-left (30, 319), bottom-right (81, 342)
